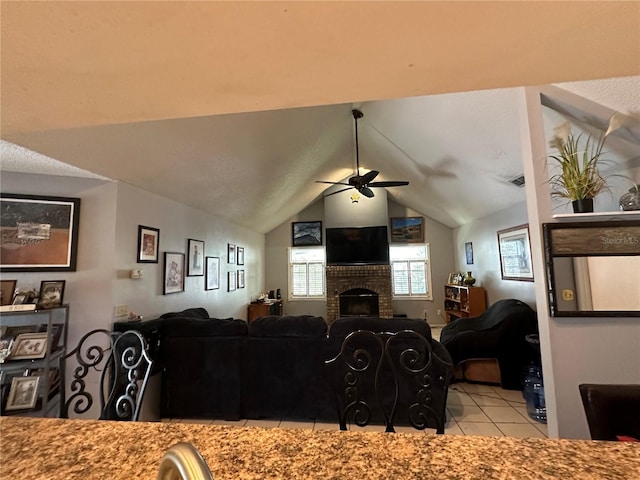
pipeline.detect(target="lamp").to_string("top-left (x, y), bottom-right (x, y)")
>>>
top-left (350, 191), bottom-right (360, 203)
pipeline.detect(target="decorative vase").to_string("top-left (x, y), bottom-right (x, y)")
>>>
top-left (463, 271), bottom-right (476, 286)
top-left (619, 185), bottom-right (640, 211)
top-left (572, 198), bottom-right (593, 213)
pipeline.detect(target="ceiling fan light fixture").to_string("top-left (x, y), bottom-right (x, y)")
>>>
top-left (350, 191), bottom-right (360, 203)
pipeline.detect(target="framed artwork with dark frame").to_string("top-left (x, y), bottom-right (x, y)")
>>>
top-left (137, 225), bottom-right (159, 263)
top-left (237, 247), bottom-right (245, 266)
top-left (0, 193), bottom-right (81, 272)
top-left (227, 244), bottom-right (236, 264)
top-left (228, 271), bottom-right (237, 291)
top-left (292, 221), bottom-right (322, 246)
top-left (187, 239), bottom-right (205, 276)
top-left (37, 280), bottom-right (65, 309)
top-left (5, 376), bottom-right (40, 411)
top-left (497, 224), bottom-right (534, 282)
top-left (205, 256), bottom-right (220, 291)
top-left (0, 279), bottom-right (17, 306)
top-left (465, 242), bottom-right (474, 265)
top-left (163, 252), bottom-right (185, 295)
top-left (390, 217), bottom-right (424, 243)
top-left (237, 269), bottom-right (245, 289)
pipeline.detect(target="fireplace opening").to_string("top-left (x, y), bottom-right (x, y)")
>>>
top-left (339, 288), bottom-right (379, 317)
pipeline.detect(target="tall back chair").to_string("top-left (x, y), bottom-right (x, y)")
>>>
top-left (62, 329), bottom-right (153, 421)
top-left (579, 383), bottom-right (640, 441)
top-left (326, 329), bottom-right (452, 433)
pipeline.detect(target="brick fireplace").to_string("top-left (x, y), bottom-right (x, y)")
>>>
top-left (326, 265), bottom-right (393, 323)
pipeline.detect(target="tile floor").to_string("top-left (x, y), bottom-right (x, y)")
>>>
top-left (166, 382), bottom-right (547, 439)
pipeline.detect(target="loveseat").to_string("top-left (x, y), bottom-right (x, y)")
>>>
top-left (151, 307), bottom-right (452, 423)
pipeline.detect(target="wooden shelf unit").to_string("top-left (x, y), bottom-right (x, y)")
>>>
top-left (444, 285), bottom-right (486, 323)
top-left (247, 300), bottom-right (283, 322)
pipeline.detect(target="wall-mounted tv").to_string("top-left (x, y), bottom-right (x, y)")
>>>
top-left (325, 226), bottom-right (389, 265)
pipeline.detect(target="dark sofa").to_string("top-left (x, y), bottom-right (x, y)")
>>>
top-left (155, 307), bottom-right (452, 423)
top-left (440, 299), bottom-right (538, 390)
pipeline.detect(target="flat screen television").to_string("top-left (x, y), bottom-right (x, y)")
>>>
top-left (325, 226), bottom-right (389, 265)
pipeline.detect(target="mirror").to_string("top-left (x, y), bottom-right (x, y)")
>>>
top-left (543, 221), bottom-right (640, 317)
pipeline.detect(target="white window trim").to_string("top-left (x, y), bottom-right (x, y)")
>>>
top-left (391, 243), bottom-right (433, 301)
top-left (287, 247), bottom-right (326, 301)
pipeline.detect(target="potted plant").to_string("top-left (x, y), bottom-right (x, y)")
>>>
top-left (547, 112), bottom-right (632, 213)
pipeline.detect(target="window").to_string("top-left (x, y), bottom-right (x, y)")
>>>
top-left (288, 247), bottom-right (325, 299)
top-left (390, 244), bottom-right (432, 299)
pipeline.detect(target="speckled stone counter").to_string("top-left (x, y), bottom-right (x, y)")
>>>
top-left (1, 417), bottom-right (639, 479)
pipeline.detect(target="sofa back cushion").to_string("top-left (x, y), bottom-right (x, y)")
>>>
top-left (248, 315), bottom-right (328, 338)
top-left (160, 307), bottom-right (210, 320)
top-left (163, 317), bottom-right (248, 338)
top-left (328, 316), bottom-right (432, 341)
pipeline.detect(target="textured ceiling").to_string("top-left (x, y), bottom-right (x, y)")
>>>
top-left (1, 2), bottom-right (639, 232)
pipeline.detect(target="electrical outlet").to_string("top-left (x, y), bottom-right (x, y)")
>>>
top-left (437, 309), bottom-right (442, 316)
top-left (114, 304), bottom-right (128, 317)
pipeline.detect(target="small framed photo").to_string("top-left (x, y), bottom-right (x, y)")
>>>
top-left (5, 376), bottom-right (40, 411)
top-left (0, 338), bottom-right (14, 364)
top-left (465, 242), bottom-right (474, 265)
top-left (237, 270), bottom-right (245, 289)
top-left (228, 244), bottom-right (236, 264)
top-left (9, 332), bottom-right (48, 360)
top-left (447, 273), bottom-right (462, 286)
top-left (237, 247), bottom-right (245, 266)
top-left (390, 217), bottom-right (424, 243)
top-left (137, 225), bottom-right (159, 263)
top-left (163, 252), bottom-right (185, 295)
top-left (292, 221), bottom-right (322, 246)
top-left (37, 280), bottom-right (65, 309)
top-left (497, 224), bottom-right (534, 282)
top-left (0, 279), bottom-right (17, 306)
top-left (187, 239), bottom-right (205, 276)
top-left (12, 294), bottom-right (28, 305)
top-left (228, 271), bottom-right (237, 291)
top-left (205, 256), bottom-right (220, 291)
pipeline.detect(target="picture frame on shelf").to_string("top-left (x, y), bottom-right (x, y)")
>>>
top-left (38, 323), bottom-right (64, 351)
top-left (292, 221), bottom-right (322, 247)
top-left (0, 193), bottom-right (81, 272)
top-left (136, 225), bottom-right (159, 263)
top-left (228, 271), bottom-right (237, 291)
top-left (11, 294), bottom-right (28, 305)
top-left (36, 280), bottom-right (65, 309)
top-left (205, 256), bottom-right (220, 291)
top-left (163, 252), bottom-right (185, 295)
top-left (497, 224), bottom-right (534, 282)
top-left (228, 244), bottom-right (236, 264)
top-left (5, 376), bottom-right (40, 411)
top-left (0, 279), bottom-right (17, 306)
top-left (0, 338), bottom-right (14, 364)
top-left (237, 247), bottom-right (245, 266)
top-left (9, 332), bottom-right (48, 360)
top-left (447, 273), bottom-right (460, 285)
top-left (390, 217), bottom-right (424, 243)
top-left (187, 239), bottom-right (205, 276)
top-left (465, 242), bottom-right (474, 265)
top-left (237, 270), bottom-right (245, 289)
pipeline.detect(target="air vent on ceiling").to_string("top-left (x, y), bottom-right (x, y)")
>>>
top-left (508, 174), bottom-right (526, 187)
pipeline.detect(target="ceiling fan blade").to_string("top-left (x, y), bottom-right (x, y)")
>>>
top-left (368, 181), bottom-right (410, 187)
top-left (323, 186), bottom-right (355, 197)
top-left (315, 180), bottom-right (351, 186)
top-left (360, 186), bottom-right (375, 198)
top-left (361, 170), bottom-right (379, 184)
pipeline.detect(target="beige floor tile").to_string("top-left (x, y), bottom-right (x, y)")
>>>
top-left (279, 420), bottom-right (315, 430)
top-left (533, 422), bottom-right (548, 436)
top-left (160, 418), bottom-right (172, 423)
top-left (496, 423), bottom-right (547, 439)
top-left (313, 422), bottom-right (341, 431)
top-left (448, 405), bottom-right (492, 423)
top-left (480, 406), bottom-right (529, 423)
top-left (212, 419), bottom-right (248, 427)
top-left (393, 425), bottom-right (428, 434)
top-left (508, 401), bottom-right (535, 423)
top-left (245, 418), bottom-right (281, 428)
top-left (171, 418), bottom-right (214, 425)
top-left (497, 389), bottom-right (526, 403)
top-left (458, 382), bottom-right (501, 394)
top-left (447, 390), bottom-right (477, 406)
top-left (469, 392), bottom-right (509, 407)
top-left (458, 422), bottom-right (505, 437)
top-left (444, 422), bottom-right (464, 436)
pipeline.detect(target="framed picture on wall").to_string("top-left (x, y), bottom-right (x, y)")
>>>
top-left (465, 242), bottom-right (474, 265)
top-left (497, 224), bottom-right (534, 282)
top-left (0, 193), bottom-right (81, 272)
top-left (390, 217), bottom-right (424, 243)
top-left (205, 256), bottom-right (220, 290)
top-left (237, 269), bottom-right (245, 289)
top-left (228, 271), bottom-right (236, 291)
top-left (137, 225), bottom-right (159, 263)
top-left (292, 221), bottom-right (322, 246)
top-left (228, 244), bottom-right (236, 264)
top-left (187, 239), bottom-right (205, 276)
top-left (163, 252), bottom-right (185, 294)
top-left (237, 247), bottom-right (244, 266)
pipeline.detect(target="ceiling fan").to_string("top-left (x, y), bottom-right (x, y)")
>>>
top-left (316, 109), bottom-right (409, 198)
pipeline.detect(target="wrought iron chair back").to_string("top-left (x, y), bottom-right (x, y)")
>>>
top-left (326, 329), bottom-right (452, 433)
top-left (61, 329), bottom-right (153, 421)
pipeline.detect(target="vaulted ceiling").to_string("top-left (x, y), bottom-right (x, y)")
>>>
top-left (1, 2), bottom-right (639, 232)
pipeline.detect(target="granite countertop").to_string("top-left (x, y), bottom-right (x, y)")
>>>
top-left (1, 416), bottom-right (639, 479)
